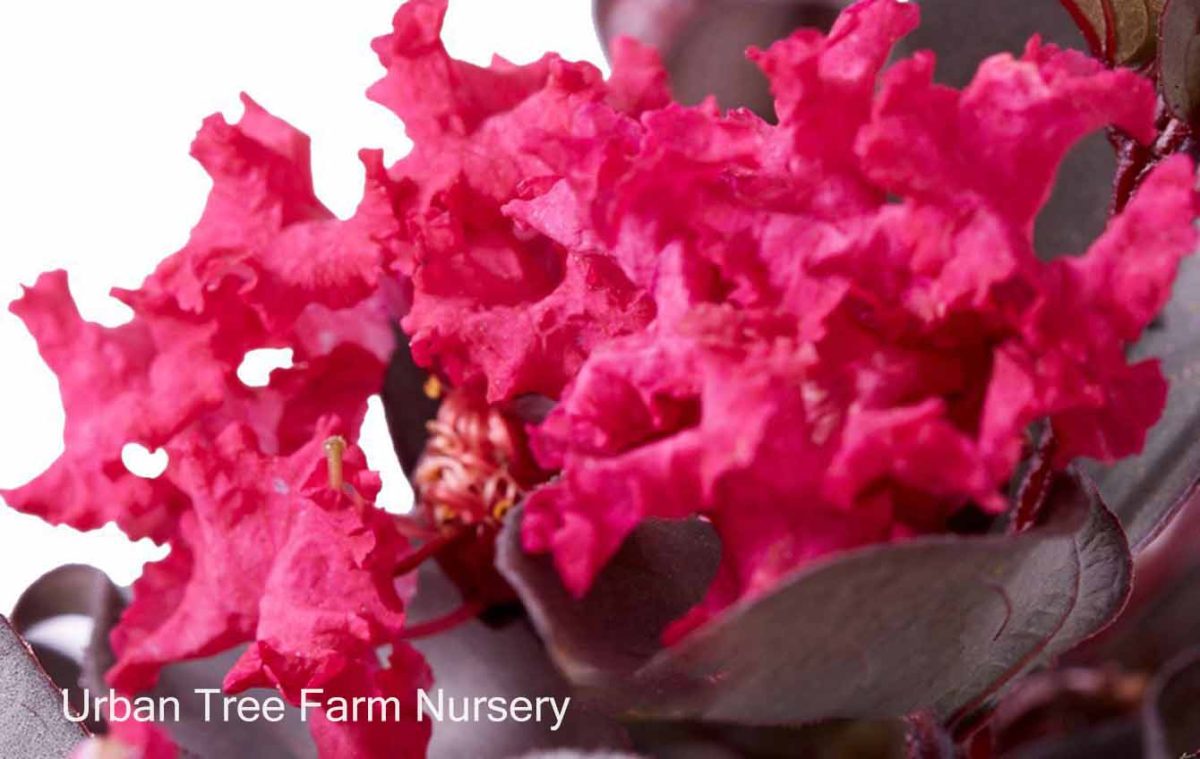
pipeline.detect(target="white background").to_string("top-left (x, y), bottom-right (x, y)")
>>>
top-left (0, 0), bottom-right (607, 612)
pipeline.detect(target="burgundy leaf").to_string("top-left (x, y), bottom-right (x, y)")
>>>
top-left (1081, 493), bottom-right (1200, 673)
top-left (17, 563), bottom-right (634, 759)
top-left (904, 713), bottom-right (956, 759)
top-left (989, 667), bottom-right (1146, 759)
top-left (12, 564), bottom-right (124, 734)
top-left (500, 469), bottom-right (1131, 729)
top-left (497, 514), bottom-right (721, 688)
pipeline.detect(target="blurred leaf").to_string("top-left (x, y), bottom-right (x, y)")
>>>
top-left (1088, 257), bottom-right (1200, 551)
top-left (625, 718), bottom-right (916, 759)
top-left (0, 615), bottom-right (87, 758)
top-left (381, 330), bottom-right (442, 477)
top-left (904, 712), bottom-right (957, 759)
top-left (11, 564), bottom-right (119, 636)
top-left (516, 752), bottom-right (642, 758)
top-left (1060, 0), bottom-right (1157, 63)
top-left (595, 0), bottom-right (844, 118)
top-left (1160, 0), bottom-right (1200, 125)
top-left (499, 470), bottom-right (1131, 729)
top-left (1096, 564), bottom-right (1200, 669)
top-left (497, 513), bottom-right (721, 687)
top-left (1143, 648), bottom-right (1200, 759)
top-left (989, 668), bottom-right (1146, 759)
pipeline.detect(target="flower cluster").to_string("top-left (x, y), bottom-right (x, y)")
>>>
top-left (389, 0), bottom-right (1200, 635)
top-left (373, 0), bottom-right (671, 402)
top-left (6, 0), bottom-right (1199, 755)
top-left (6, 100), bottom-right (428, 755)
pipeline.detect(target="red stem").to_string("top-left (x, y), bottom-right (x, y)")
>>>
top-left (392, 527), bottom-right (466, 577)
top-left (398, 600), bottom-right (485, 640)
top-left (1057, 0), bottom-right (1109, 62)
top-left (1098, 0), bottom-right (1119, 64)
top-left (393, 515), bottom-right (442, 541)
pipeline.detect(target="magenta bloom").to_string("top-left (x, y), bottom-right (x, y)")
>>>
top-left (373, 0), bottom-right (669, 402)
top-left (508, 0), bottom-right (1200, 635)
top-left (6, 99), bottom-right (428, 756)
top-left (5, 0), bottom-right (1198, 754)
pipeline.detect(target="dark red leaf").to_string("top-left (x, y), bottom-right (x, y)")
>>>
top-left (500, 469), bottom-right (1132, 729)
top-left (497, 514), bottom-right (721, 688)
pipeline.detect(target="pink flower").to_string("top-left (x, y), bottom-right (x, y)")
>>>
top-left (5, 97), bottom-right (407, 542)
top-left (374, 0), bottom-right (667, 403)
top-left (6, 97), bottom-right (429, 756)
top-left (9, 0), bottom-right (1199, 755)
top-left (506, 0), bottom-right (1200, 636)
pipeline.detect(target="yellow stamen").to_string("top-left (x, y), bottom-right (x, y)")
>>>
top-left (423, 375), bottom-right (444, 400)
top-left (491, 497), bottom-right (514, 522)
top-left (324, 435), bottom-right (347, 490)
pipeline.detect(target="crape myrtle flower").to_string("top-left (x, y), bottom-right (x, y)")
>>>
top-left (387, 0), bottom-right (1200, 635)
top-left (373, 0), bottom-right (670, 403)
top-left (6, 97), bottom-right (410, 543)
top-left (6, 98), bottom-right (431, 755)
top-left (7, 0), bottom-right (1200, 755)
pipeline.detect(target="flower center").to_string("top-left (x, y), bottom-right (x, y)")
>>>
top-left (414, 388), bottom-right (542, 529)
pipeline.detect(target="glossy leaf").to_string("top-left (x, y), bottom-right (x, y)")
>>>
top-left (1080, 486), bottom-right (1200, 672)
top-left (12, 564), bottom-right (123, 734)
top-left (0, 615), bottom-right (87, 758)
top-left (499, 470), bottom-right (1132, 728)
